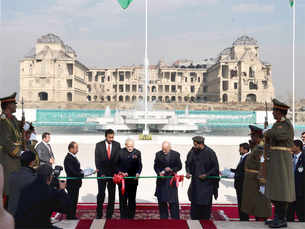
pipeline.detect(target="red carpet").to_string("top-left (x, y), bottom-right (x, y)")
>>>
top-left (104, 219), bottom-right (189, 229)
top-left (75, 219), bottom-right (93, 229)
top-left (200, 220), bottom-right (217, 229)
top-left (75, 203), bottom-right (241, 220)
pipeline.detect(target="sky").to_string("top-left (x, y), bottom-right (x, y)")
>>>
top-left (0, 0), bottom-right (304, 99)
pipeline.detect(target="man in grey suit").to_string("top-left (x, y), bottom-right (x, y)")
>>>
top-left (35, 132), bottom-right (55, 167)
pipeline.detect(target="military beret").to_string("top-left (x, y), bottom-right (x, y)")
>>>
top-left (249, 125), bottom-right (263, 135)
top-left (0, 92), bottom-right (17, 104)
top-left (192, 136), bottom-right (205, 144)
top-left (272, 99), bottom-right (289, 111)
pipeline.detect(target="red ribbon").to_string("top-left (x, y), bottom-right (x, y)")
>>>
top-left (113, 174), bottom-right (125, 195)
top-left (170, 174), bottom-right (184, 188)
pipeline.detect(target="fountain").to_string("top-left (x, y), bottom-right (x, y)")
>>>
top-left (86, 103), bottom-right (207, 133)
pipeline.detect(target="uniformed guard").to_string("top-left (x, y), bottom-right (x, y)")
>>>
top-left (265, 99), bottom-right (295, 228)
top-left (0, 93), bottom-right (24, 208)
top-left (241, 125), bottom-right (272, 221)
top-left (24, 122), bottom-right (40, 169)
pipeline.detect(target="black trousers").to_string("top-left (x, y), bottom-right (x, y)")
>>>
top-left (287, 197), bottom-right (305, 222)
top-left (96, 179), bottom-right (116, 219)
top-left (272, 200), bottom-right (288, 221)
top-left (119, 182), bottom-right (138, 219)
top-left (66, 183), bottom-right (80, 219)
top-left (158, 202), bottom-right (180, 219)
top-left (190, 203), bottom-right (211, 220)
top-left (236, 188), bottom-right (249, 221)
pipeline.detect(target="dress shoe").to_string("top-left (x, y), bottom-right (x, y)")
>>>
top-left (265, 219), bottom-right (273, 225)
top-left (269, 219), bottom-right (287, 228)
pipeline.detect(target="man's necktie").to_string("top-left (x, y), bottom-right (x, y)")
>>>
top-left (107, 143), bottom-right (111, 160)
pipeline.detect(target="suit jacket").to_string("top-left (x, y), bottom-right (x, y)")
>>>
top-left (8, 167), bottom-right (37, 215)
top-left (119, 148), bottom-right (142, 181)
top-left (95, 140), bottom-right (121, 176)
top-left (154, 150), bottom-right (182, 203)
top-left (64, 153), bottom-right (84, 188)
top-left (294, 152), bottom-right (305, 198)
top-left (231, 154), bottom-right (249, 190)
top-left (15, 177), bottom-right (70, 228)
top-left (35, 141), bottom-right (54, 167)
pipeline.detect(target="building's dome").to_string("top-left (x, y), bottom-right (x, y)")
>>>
top-left (233, 35), bottom-right (258, 46)
top-left (220, 47), bottom-right (232, 56)
top-left (64, 45), bottom-right (76, 55)
top-left (37, 33), bottom-right (64, 44)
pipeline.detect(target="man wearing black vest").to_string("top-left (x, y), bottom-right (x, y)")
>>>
top-left (95, 129), bottom-right (121, 219)
top-left (230, 143), bottom-right (250, 221)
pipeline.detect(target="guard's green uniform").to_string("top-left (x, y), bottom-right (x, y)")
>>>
top-left (242, 141), bottom-right (272, 218)
top-left (0, 93), bottom-right (23, 196)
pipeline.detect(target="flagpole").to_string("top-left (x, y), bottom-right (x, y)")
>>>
top-left (144, 0), bottom-right (149, 134)
top-left (292, 0), bottom-right (295, 126)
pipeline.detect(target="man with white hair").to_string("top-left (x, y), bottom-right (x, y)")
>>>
top-left (118, 138), bottom-right (142, 219)
top-left (154, 141), bottom-right (182, 219)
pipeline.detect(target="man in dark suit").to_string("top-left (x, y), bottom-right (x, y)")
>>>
top-left (154, 141), bottom-right (182, 219)
top-left (230, 142), bottom-right (250, 221)
top-left (95, 129), bottom-right (121, 219)
top-left (15, 164), bottom-right (70, 229)
top-left (64, 141), bottom-right (84, 220)
top-left (35, 132), bottom-right (55, 167)
top-left (8, 150), bottom-right (37, 216)
top-left (287, 140), bottom-right (305, 222)
top-left (118, 138), bottom-right (142, 219)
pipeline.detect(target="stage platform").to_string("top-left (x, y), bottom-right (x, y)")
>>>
top-left (54, 219), bottom-right (305, 229)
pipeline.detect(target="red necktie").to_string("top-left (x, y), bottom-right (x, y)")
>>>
top-left (107, 143), bottom-right (111, 160)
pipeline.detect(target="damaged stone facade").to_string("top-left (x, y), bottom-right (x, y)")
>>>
top-left (20, 34), bottom-right (274, 104)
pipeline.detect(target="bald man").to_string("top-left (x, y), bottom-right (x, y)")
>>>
top-left (118, 138), bottom-right (142, 219)
top-left (154, 141), bottom-right (182, 219)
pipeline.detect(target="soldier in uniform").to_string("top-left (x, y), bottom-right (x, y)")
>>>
top-left (265, 99), bottom-right (295, 228)
top-left (24, 122), bottom-right (40, 169)
top-left (0, 93), bottom-right (24, 208)
top-left (241, 125), bottom-right (272, 221)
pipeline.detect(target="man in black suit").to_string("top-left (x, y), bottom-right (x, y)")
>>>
top-left (8, 150), bottom-right (37, 216)
top-left (287, 140), bottom-right (305, 222)
top-left (15, 164), bottom-right (70, 229)
top-left (95, 129), bottom-right (121, 219)
top-left (230, 143), bottom-right (250, 221)
top-left (154, 141), bottom-right (182, 219)
top-left (64, 142), bottom-right (84, 219)
top-left (118, 138), bottom-right (142, 219)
